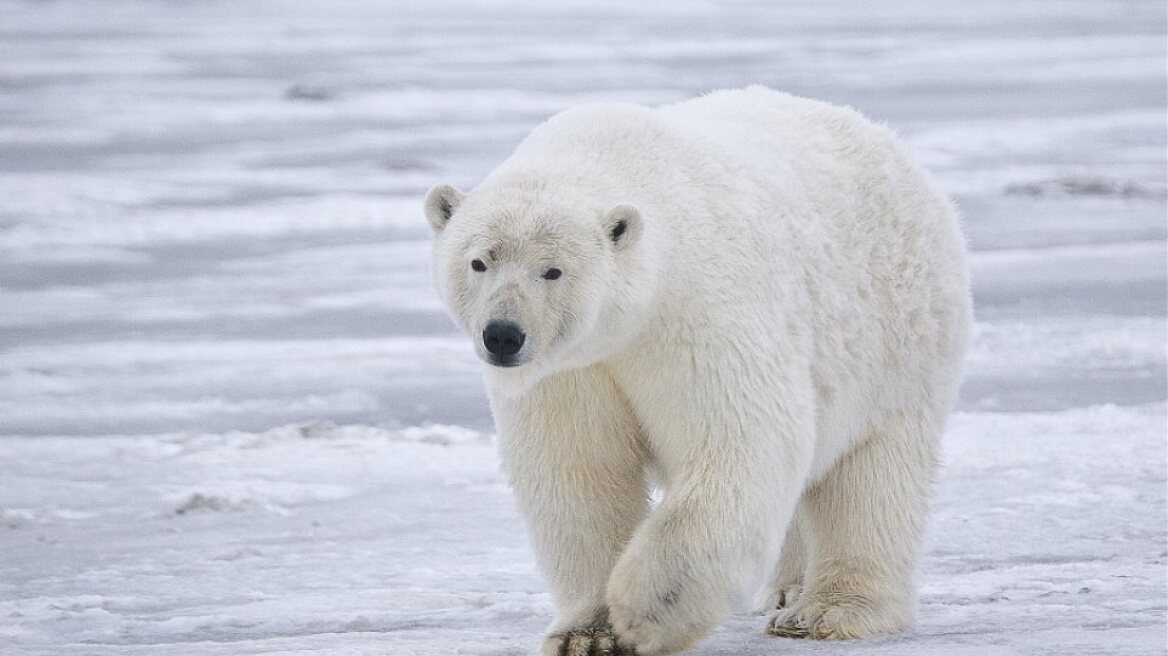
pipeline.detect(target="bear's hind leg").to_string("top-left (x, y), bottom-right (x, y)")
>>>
top-left (767, 411), bottom-right (940, 640)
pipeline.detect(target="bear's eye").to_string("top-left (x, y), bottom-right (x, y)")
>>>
top-left (471, 259), bottom-right (487, 272)
top-left (610, 219), bottom-right (627, 241)
top-left (542, 267), bottom-right (562, 281)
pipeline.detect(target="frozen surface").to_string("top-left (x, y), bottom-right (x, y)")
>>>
top-left (0, 0), bottom-right (1164, 654)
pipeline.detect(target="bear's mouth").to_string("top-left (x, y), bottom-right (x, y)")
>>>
top-left (486, 354), bottom-right (525, 368)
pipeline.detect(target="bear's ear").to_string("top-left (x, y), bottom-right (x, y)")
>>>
top-left (424, 184), bottom-right (465, 235)
top-left (603, 204), bottom-right (642, 251)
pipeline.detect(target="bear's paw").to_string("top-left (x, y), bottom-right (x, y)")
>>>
top-left (540, 625), bottom-right (636, 656)
top-left (766, 592), bottom-right (909, 640)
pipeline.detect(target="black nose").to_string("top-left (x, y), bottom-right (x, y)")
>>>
top-left (483, 321), bottom-right (526, 357)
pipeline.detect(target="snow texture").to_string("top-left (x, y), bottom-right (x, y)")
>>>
top-left (0, 0), bottom-right (1164, 654)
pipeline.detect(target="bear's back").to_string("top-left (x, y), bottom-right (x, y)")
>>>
top-left (659, 86), bottom-right (904, 181)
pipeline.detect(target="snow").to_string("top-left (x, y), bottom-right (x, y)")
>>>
top-left (0, 0), bottom-right (1164, 654)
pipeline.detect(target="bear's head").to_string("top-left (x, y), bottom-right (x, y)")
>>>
top-left (424, 182), bottom-right (653, 391)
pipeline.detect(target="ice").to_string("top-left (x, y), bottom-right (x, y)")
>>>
top-left (0, 0), bottom-right (1164, 654)
top-left (2, 410), bottom-right (1163, 655)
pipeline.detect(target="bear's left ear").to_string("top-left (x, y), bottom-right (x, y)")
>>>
top-left (603, 204), bottom-right (643, 251)
top-left (424, 184), bottom-right (465, 235)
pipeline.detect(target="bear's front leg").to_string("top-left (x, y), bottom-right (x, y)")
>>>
top-left (605, 361), bottom-right (814, 655)
top-left (605, 476), bottom-right (795, 655)
top-left (490, 368), bottom-right (649, 655)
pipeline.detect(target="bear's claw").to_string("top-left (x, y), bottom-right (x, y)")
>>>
top-left (765, 614), bottom-right (810, 639)
top-left (544, 626), bottom-right (636, 656)
top-left (766, 593), bottom-right (908, 641)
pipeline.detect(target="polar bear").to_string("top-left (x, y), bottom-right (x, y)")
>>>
top-left (424, 86), bottom-right (971, 655)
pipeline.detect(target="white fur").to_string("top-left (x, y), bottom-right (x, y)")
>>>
top-left (425, 86), bottom-right (972, 654)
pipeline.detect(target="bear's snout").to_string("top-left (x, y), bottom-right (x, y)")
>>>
top-left (483, 320), bottom-right (526, 364)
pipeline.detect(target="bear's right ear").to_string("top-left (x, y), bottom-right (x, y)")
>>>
top-left (424, 184), bottom-right (465, 235)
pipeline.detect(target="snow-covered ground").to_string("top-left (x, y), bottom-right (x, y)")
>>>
top-left (1, 0), bottom-right (1164, 654)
